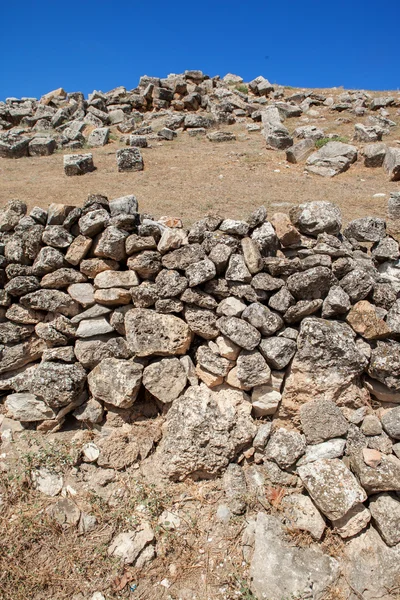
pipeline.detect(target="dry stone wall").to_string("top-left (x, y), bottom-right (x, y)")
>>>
top-left (1, 192), bottom-right (400, 549)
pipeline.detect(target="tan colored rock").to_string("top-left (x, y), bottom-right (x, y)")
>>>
top-left (196, 364), bottom-right (224, 388)
top-left (241, 238), bottom-right (263, 274)
top-left (80, 258), bottom-right (119, 278)
top-left (68, 283), bottom-right (95, 308)
top-left (365, 377), bottom-right (400, 403)
top-left (94, 288), bottom-right (132, 306)
top-left (65, 235), bottom-right (93, 266)
top-left (40, 87), bottom-right (67, 105)
top-left (225, 366), bottom-right (252, 391)
top-left (215, 335), bottom-right (241, 360)
top-left (346, 301), bottom-right (391, 340)
top-left (332, 503), bottom-right (371, 538)
top-left (363, 447), bottom-right (382, 468)
top-left (94, 270), bottom-right (140, 289)
top-left (270, 213), bottom-right (301, 247)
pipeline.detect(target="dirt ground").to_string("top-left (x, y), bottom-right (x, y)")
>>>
top-left (1, 96), bottom-right (400, 226)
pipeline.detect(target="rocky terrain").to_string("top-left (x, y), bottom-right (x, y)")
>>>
top-left (1, 72), bottom-right (400, 600)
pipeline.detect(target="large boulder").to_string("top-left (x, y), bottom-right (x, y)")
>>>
top-left (153, 384), bottom-right (255, 480)
top-left (281, 318), bottom-right (368, 418)
top-left (306, 141), bottom-right (358, 177)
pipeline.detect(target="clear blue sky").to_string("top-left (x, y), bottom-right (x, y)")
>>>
top-left (1, 0), bottom-right (399, 100)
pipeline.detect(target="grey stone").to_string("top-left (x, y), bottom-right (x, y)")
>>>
top-left (5, 393), bottom-right (56, 421)
top-left (236, 350), bottom-right (271, 387)
top-left (108, 523), bottom-right (154, 565)
top-left (340, 269), bottom-right (375, 303)
top-left (321, 285), bottom-right (351, 317)
top-left (297, 439), bottom-right (346, 466)
top-left (88, 357), bottom-right (143, 408)
top-left (162, 243), bottom-right (205, 270)
top-left (29, 361), bottom-right (87, 409)
top-left (116, 147), bottom-right (144, 172)
top-left (217, 316), bottom-right (261, 350)
top-left (383, 147), bottom-right (400, 181)
top-left (281, 494), bottom-right (326, 540)
top-left (247, 513), bottom-right (338, 600)
top-left (21, 289), bottom-right (79, 317)
top-left (363, 142), bottom-right (387, 167)
top-left (259, 336), bottom-right (296, 369)
top-left (287, 266), bottom-right (335, 300)
top-left (350, 451), bottom-right (400, 494)
top-left (242, 303), bottom-right (283, 336)
top-left (284, 299), bottom-right (323, 323)
top-left (368, 340), bottom-right (400, 391)
top-left (42, 225), bottom-right (73, 248)
top-left (369, 493), bottom-right (400, 546)
top-left (196, 345), bottom-right (233, 377)
top-left (265, 427), bottom-right (306, 469)
top-left (225, 254), bottom-right (252, 282)
top-left (78, 209), bottom-right (110, 237)
top-left (381, 407), bottom-right (400, 439)
top-left (216, 296), bottom-right (247, 317)
top-left (298, 458), bottom-right (367, 520)
top-left (344, 217), bottom-right (386, 242)
top-left (290, 201), bottom-right (342, 236)
top-left (282, 318), bottom-right (367, 418)
top-left (154, 384), bottom-right (255, 480)
top-left (64, 153), bottom-right (94, 176)
top-left (142, 357), bottom-right (187, 403)
top-left (88, 127), bottom-right (109, 147)
top-left (125, 308), bottom-right (192, 356)
top-left (300, 398), bottom-right (349, 444)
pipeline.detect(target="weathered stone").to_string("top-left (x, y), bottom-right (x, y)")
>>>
top-left (236, 350), bottom-right (271, 387)
top-left (242, 303), bottom-right (283, 336)
top-left (78, 209), bottom-right (110, 237)
top-left (259, 336), bottom-right (296, 369)
top-left (270, 212), bottom-right (301, 246)
top-left (21, 289), bottom-right (80, 317)
top-left (361, 414), bottom-right (383, 436)
top-left (196, 345), bottom-right (233, 377)
top-left (287, 266), bottom-right (335, 300)
top-left (351, 451), bottom-right (400, 494)
top-left (363, 142), bottom-right (387, 167)
top-left (281, 494), bottom-right (326, 540)
top-left (125, 308), bottom-right (192, 356)
top-left (240, 237), bottom-right (263, 274)
top-left (297, 439), bottom-right (346, 466)
top-left (108, 523), bottom-right (154, 565)
top-left (381, 407), bottom-right (400, 439)
top-left (42, 225), bottom-right (73, 248)
top-left (126, 234), bottom-right (156, 255)
top-left (225, 254), bottom-right (252, 283)
top-left (284, 299), bottom-right (323, 323)
top-left (321, 285), bottom-right (351, 318)
top-left (157, 228), bottom-right (187, 254)
top-left (332, 503), bottom-right (371, 538)
top-left (127, 250), bottom-right (162, 279)
top-left (251, 385), bottom-right (281, 416)
top-left (300, 398), bottom-right (349, 444)
top-left (344, 216), bottom-right (386, 242)
top-left (88, 127), bottom-right (109, 147)
top-left (143, 357), bottom-right (187, 403)
top-left (251, 221), bottom-right (278, 255)
top-left (88, 357), bottom-right (143, 408)
top-left (265, 427), bottom-right (306, 469)
top-left (247, 513), bottom-right (339, 600)
top-left (116, 147), bottom-right (144, 172)
top-left (368, 340), bottom-right (400, 391)
top-left (93, 287), bottom-right (131, 306)
top-left (74, 336), bottom-right (130, 369)
top-left (282, 318), bottom-right (367, 417)
top-left (216, 296), bottom-right (246, 317)
top-left (64, 153), bottom-right (94, 176)
top-left (290, 201), bottom-right (342, 236)
top-left (346, 300), bottom-right (391, 339)
top-left (76, 317), bottom-right (114, 338)
top-left (5, 393), bottom-right (56, 421)
top-left (93, 226), bottom-right (127, 261)
top-left (162, 243), bottom-right (205, 270)
top-left (5, 275), bottom-right (40, 297)
top-left (383, 147), bottom-right (400, 181)
top-left (183, 306), bottom-right (219, 340)
top-left (68, 283), bottom-right (95, 308)
top-left (217, 316), bottom-right (261, 350)
top-left (32, 246), bottom-right (65, 275)
top-left (154, 384), bottom-right (255, 480)
top-left (298, 458), bottom-right (367, 520)
top-left (369, 493), bottom-right (400, 546)
top-left (185, 258), bottom-right (216, 287)
top-left (29, 362), bottom-right (86, 409)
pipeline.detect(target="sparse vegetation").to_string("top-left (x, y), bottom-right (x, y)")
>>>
top-left (315, 136), bottom-right (349, 149)
top-left (235, 83), bottom-right (248, 94)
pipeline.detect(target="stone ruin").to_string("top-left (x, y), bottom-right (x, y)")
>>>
top-left (1, 70), bottom-right (400, 180)
top-left (1, 192), bottom-right (400, 596)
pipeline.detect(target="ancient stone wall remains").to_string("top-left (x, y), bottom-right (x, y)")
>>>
top-left (1, 193), bottom-right (400, 549)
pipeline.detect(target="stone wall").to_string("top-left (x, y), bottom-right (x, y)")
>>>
top-left (1, 193), bottom-right (400, 546)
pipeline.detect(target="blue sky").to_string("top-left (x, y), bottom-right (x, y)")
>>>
top-left (1, 0), bottom-right (399, 100)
